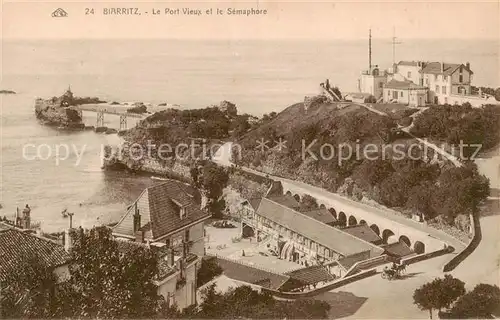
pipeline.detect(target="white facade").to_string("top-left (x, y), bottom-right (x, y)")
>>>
top-left (156, 256), bottom-right (199, 310)
top-left (359, 67), bottom-right (387, 99)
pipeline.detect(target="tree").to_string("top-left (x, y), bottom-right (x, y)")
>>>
top-left (299, 194), bottom-right (319, 211)
top-left (198, 163), bottom-right (229, 218)
top-left (191, 284), bottom-right (330, 319)
top-left (449, 284), bottom-right (500, 318)
top-left (1, 254), bottom-right (58, 318)
top-left (66, 226), bottom-right (161, 318)
top-left (413, 275), bottom-right (466, 319)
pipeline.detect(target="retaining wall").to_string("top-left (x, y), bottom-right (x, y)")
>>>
top-left (344, 254), bottom-right (389, 277)
top-left (401, 246), bottom-right (455, 265)
top-left (442, 213), bottom-right (481, 272)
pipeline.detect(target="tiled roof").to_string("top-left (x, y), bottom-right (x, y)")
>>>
top-left (337, 254), bottom-right (368, 270)
top-left (302, 208), bottom-right (337, 225)
top-left (267, 195), bottom-right (301, 209)
top-left (385, 79), bottom-right (427, 90)
top-left (398, 61), bottom-right (421, 67)
top-left (341, 224), bottom-right (382, 244)
top-left (420, 62), bottom-right (473, 75)
top-left (216, 257), bottom-right (289, 290)
top-left (0, 229), bottom-right (70, 282)
top-left (113, 179), bottom-right (210, 240)
top-left (249, 198), bottom-right (262, 211)
top-left (256, 198), bottom-right (383, 257)
top-left (381, 241), bottom-right (413, 258)
top-left (285, 265), bottom-right (335, 285)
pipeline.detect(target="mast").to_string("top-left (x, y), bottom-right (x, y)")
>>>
top-left (392, 27), bottom-right (402, 65)
top-left (368, 29), bottom-right (372, 71)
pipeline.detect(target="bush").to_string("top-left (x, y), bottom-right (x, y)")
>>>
top-left (127, 104), bottom-right (148, 114)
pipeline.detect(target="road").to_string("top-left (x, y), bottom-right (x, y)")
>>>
top-left (331, 213), bottom-right (499, 319)
top-left (213, 142), bottom-right (466, 251)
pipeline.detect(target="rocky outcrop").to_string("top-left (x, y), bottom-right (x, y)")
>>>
top-left (34, 89), bottom-right (85, 129)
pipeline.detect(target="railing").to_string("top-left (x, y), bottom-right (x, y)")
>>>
top-left (76, 106), bottom-right (144, 118)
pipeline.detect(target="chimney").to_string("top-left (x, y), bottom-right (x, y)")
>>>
top-left (64, 229), bottom-right (73, 253)
top-left (135, 230), bottom-right (144, 243)
top-left (441, 62), bottom-right (444, 73)
top-left (167, 249), bottom-right (175, 267)
top-left (466, 62), bottom-right (470, 70)
top-left (133, 204), bottom-right (141, 233)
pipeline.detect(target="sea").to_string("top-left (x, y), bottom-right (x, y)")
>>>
top-left (1, 38), bottom-right (498, 232)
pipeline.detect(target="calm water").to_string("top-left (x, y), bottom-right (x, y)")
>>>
top-left (0, 39), bottom-right (498, 232)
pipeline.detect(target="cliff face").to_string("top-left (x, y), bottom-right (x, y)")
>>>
top-left (35, 98), bottom-right (84, 129)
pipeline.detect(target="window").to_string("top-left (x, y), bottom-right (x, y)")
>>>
top-left (401, 91), bottom-right (404, 97)
top-left (436, 85), bottom-right (440, 94)
top-left (407, 71), bottom-right (412, 78)
top-left (180, 207), bottom-right (186, 219)
top-left (442, 86), bottom-right (447, 94)
top-left (459, 74), bottom-right (463, 83)
top-left (426, 78), bottom-right (429, 85)
top-left (379, 82), bottom-right (383, 88)
top-left (443, 75), bottom-right (448, 81)
top-left (184, 229), bottom-right (190, 242)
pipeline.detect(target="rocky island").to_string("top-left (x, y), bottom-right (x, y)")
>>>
top-left (0, 89), bottom-right (16, 94)
top-left (34, 88), bottom-right (106, 130)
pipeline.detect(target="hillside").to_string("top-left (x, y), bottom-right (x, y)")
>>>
top-left (233, 96), bottom-right (490, 236)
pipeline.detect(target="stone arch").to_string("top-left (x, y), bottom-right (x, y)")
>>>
top-left (348, 215), bottom-right (357, 226)
top-left (338, 212), bottom-right (347, 227)
top-left (242, 224), bottom-right (255, 238)
top-left (382, 229), bottom-right (396, 244)
top-left (293, 194), bottom-right (301, 202)
top-left (359, 219), bottom-right (367, 225)
top-left (285, 190), bottom-right (292, 196)
top-left (399, 235), bottom-right (411, 247)
top-left (328, 208), bottom-right (337, 219)
top-left (370, 224), bottom-right (380, 236)
top-left (319, 204), bottom-right (326, 209)
top-left (414, 241), bottom-right (425, 254)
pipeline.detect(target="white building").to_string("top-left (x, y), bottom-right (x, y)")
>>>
top-left (383, 79), bottom-right (428, 107)
top-left (358, 66), bottom-right (387, 100)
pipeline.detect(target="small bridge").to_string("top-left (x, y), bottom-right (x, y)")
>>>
top-left (75, 104), bottom-right (144, 130)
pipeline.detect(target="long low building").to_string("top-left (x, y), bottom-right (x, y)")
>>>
top-left (241, 195), bottom-right (384, 268)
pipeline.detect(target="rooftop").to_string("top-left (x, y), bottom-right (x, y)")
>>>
top-left (385, 79), bottom-right (427, 90)
top-left (0, 228), bottom-right (70, 282)
top-left (302, 208), bottom-right (337, 225)
top-left (340, 224), bottom-right (382, 244)
top-left (113, 179), bottom-right (210, 240)
top-left (420, 62), bottom-right (473, 75)
top-left (381, 241), bottom-right (414, 258)
top-left (216, 256), bottom-right (289, 290)
top-left (267, 195), bottom-right (301, 210)
top-left (285, 265), bottom-right (335, 285)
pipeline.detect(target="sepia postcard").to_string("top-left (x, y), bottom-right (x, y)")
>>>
top-left (0, 0), bottom-right (499, 318)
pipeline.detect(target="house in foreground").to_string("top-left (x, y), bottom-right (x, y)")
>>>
top-left (112, 179), bottom-right (211, 309)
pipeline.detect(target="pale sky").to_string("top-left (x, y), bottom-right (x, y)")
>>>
top-left (1, 0), bottom-right (499, 40)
